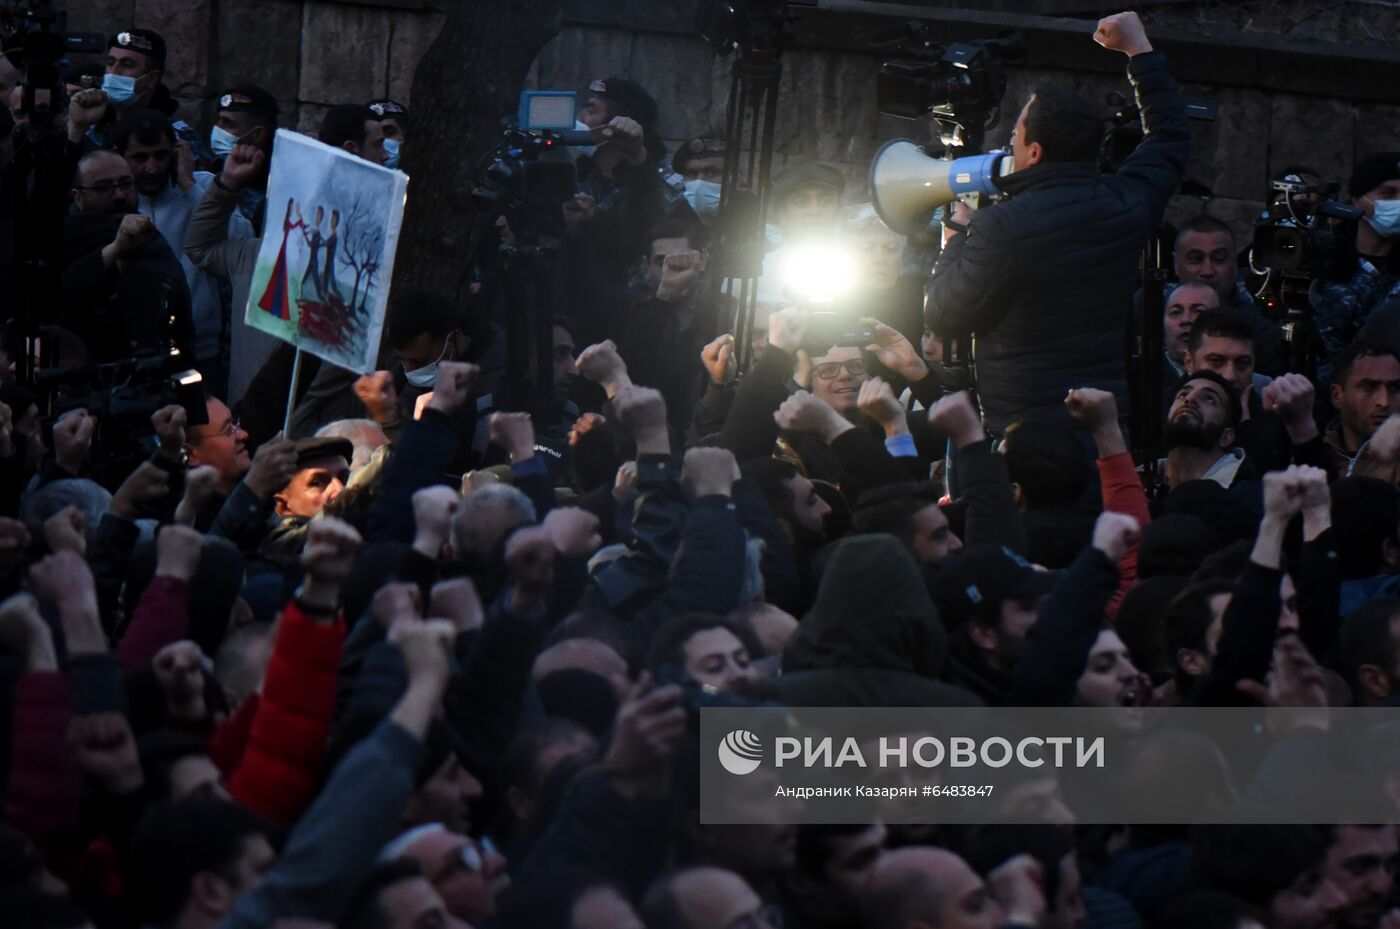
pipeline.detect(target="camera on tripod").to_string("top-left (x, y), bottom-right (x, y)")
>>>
top-left (1251, 174), bottom-right (1361, 282)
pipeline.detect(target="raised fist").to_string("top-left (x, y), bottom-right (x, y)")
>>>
top-left (220, 144), bottom-right (265, 191)
top-left (1093, 11), bottom-right (1152, 56)
top-left (682, 447), bottom-right (741, 499)
top-left (701, 333), bottom-right (736, 386)
top-left (775, 391), bottom-right (850, 444)
top-left (1092, 511), bottom-right (1141, 563)
top-left (425, 361), bottom-right (478, 416)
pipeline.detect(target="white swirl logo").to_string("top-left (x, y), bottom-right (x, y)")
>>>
top-left (717, 729), bottom-right (764, 776)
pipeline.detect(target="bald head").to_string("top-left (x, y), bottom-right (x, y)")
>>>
top-left (642, 867), bottom-right (773, 929)
top-left (863, 848), bottom-right (1003, 929)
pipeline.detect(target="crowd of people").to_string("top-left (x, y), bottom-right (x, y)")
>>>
top-left (2, 8), bottom-right (1400, 929)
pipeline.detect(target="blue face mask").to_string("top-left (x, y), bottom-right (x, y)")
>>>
top-left (102, 72), bottom-right (140, 109)
top-left (684, 179), bottom-right (722, 223)
top-left (210, 125), bottom-right (239, 159)
top-left (383, 138), bottom-right (401, 170)
top-left (1367, 199), bottom-right (1400, 239)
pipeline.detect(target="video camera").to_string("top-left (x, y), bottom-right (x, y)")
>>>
top-left (1, 1), bottom-right (106, 133)
top-left (39, 356), bottom-right (205, 486)
top-left (1251, 174), bottom-right (1361, 283)
top-left (874, 22), bottom-right (1024, 152)
top-left (471, 90), bottom-right (596, 243)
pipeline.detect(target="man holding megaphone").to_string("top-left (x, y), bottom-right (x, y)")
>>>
top-left (923, 11), bottom-right (1189, 439)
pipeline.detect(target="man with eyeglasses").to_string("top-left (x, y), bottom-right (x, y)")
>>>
top-left (387, 823), bottom-right (510, 927)
top-left (62, 149), bottom-right (195, 363)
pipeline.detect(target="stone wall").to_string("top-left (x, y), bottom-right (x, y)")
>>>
top-left (64, 0), bottom-right (1400, 243)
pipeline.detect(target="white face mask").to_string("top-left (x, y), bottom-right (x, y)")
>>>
top-left (403, 336), bottom-right (453, 388)
top-left (1366, 198), bottom-right (1400, 238)
top-left (683, 179), bottom-right (722, 223)
top-left (570, 119), bottom-right (596, 159)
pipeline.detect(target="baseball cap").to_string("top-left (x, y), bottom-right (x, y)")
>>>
top-left (674, 136), bottom-right (727, 173)
top-left (587, 77), bottom-right (658, 128)
top-left (932, 545), bottom-right (1054, 630)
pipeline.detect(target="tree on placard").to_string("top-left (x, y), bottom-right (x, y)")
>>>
top-left (392, 0), bottom-right (568, 298)
top-left (339, 193), bottom-right (384, 316)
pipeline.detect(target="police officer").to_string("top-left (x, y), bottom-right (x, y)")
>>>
top-left (1314, 152), bottom-right (1400, 381)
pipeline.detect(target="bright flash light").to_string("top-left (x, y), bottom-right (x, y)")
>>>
top-left (773, 241), bottom-right (860, 306)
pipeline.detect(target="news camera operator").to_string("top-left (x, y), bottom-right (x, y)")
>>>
top-left (924, 11), bottom-right (1189, 438)
top-left (1313, 153), bottom-right (1400, 381)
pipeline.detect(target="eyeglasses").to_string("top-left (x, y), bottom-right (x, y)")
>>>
top-left (814, 360), bottom-right (866, 380)
top-left (457, 836), bottom-right (497, 873)
top-left (76, 177), bottom-right (136, 194)
top-left (192, 418), bottom-right (241, 442)
top-left (726, 903), bottom-right (784, 929)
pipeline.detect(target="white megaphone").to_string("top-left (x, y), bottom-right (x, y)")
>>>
top-left (868, 139), bottom-right (1014, 235)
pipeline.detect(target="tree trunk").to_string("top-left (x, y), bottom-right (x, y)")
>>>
top-left (393, 0), bottom-right (567, 298)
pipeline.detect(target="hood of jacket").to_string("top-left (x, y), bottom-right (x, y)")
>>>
top-left (783, 534), bottom-right (946, 678)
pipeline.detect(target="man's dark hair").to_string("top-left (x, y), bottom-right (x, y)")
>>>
top-left (1333, 338), bottom-right (1400, 388)
top-left (638, 870), bottom-right (693, 929)
top-left (386, 290), bottom-right (461, 349)
top-left (1174, 214), bottom-right (1235, 251)
top-left (1330, 477), bottom-right (1400, 579)
top-left (0, 888), bottom-right (92, 929)
top-left (1138, 514), bottom-right (1221, 578)
top-left (965, 824), bottom-right (1074, 907)
top-left (1185, 307), bottom-right (1256, 355)
top-left (741, 458), bottom-right (802, 525)
top-left (136, 730), bottom-right (214, 804)
top-left (1151, 890), bottom-right (1263, 929)
top-left (1170, 369), bottom-right (1242, 430)
top-left (128, 797), bottom-right (269, 928)
top-left (851, 482), bottom-right (942, 544)
top-left (795, 824), bottom-right (878, 879)
top-left (340, 858), bottom-right (424, 929)
top-left (1339, 596), bottom-right (1400, 700)
top-left (553, 314), bottom-right (579, 341)
top-left (1191, 825), bottom-right (1330, 908)
top-left (501, 717), bottom-right (595, 797)
top-left (1163, 579), bottom-right (1235, 692)
top-left (113, 108), bottom-right (175, 154)
top-left (1022, 89), bottom-right (1102, 163)
top-left (649, 218), bottom-right (707, 253)
top-left (1000, 422), bottom-right (1092, 509)
top-left (318, 104), bottom-right (375, 150)
top-left (645, 613), bottom-right (764, 677)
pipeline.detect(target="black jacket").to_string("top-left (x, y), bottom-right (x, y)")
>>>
top-left (925, 51), bottom-right (1189, 434)
top-left (61, 211), bottom-right (196, 362)
top-left (779, 534), bottom-right (980, 707)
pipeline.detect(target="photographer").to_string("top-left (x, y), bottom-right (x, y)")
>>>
top-left (1314, 153), bottom-right (1400, 381)
top-left (925, 12), bottom-right (1189, 438)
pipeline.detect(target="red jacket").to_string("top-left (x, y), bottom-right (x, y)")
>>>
top-left (117, 576), bottom-right (189, 671)
top-left (5, 672), bottom-right (81, 846)
top-left (226, 601), bottom-right (346, 823)
top-left (1099, 451), bottom-right (1152, 620)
